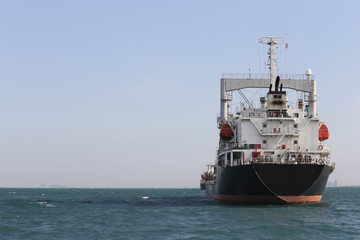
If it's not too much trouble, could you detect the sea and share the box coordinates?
[0,187,359,240]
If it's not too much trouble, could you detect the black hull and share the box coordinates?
[205,164,331,204]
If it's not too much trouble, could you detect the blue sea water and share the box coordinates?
[0,187,359,240]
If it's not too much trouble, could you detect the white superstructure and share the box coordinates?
[216,37,333,168]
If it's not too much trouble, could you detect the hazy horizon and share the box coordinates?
[1,0,359,188]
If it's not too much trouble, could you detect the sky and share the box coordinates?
[0,0,359,188]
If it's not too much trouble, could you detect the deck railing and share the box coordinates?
[231,156,330,166]
[221,73,315,80]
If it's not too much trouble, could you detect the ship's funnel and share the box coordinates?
[275,76,280,92]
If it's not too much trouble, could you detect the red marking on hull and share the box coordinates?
[208,195,322,204]
[279,195,322,203]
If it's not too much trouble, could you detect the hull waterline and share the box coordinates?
[205,164,331,204]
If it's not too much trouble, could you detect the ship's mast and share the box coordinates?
[259,36,284,91]
[219,37,317,122]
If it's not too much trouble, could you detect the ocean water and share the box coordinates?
[0,187,359,240]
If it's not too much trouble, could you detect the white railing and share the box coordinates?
[222,73,315,80]
[232,157,331,166]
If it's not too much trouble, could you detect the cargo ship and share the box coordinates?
[200,37,335,204]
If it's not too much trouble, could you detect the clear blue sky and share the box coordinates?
[0,0,359,187]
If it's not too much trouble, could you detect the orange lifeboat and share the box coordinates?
[318,122,329,142]
[220,123,234,141]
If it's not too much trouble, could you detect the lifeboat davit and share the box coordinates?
[220,123,234,141]
[318,122,329,142]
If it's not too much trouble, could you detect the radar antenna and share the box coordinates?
[258,36,285,91]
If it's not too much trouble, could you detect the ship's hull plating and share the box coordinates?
[206,164,331,204]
